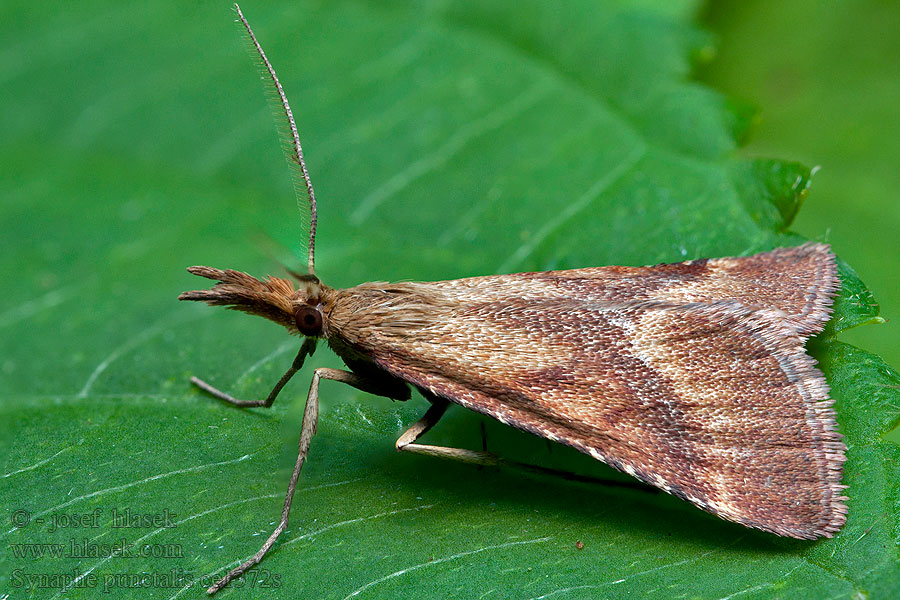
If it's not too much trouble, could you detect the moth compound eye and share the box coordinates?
[295,305,323,336]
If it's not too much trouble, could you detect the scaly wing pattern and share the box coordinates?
[326,244,845,538]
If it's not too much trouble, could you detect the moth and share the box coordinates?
[180,5,847,595]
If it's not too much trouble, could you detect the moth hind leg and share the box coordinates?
[396,397,500,466]
[398,394,656,493]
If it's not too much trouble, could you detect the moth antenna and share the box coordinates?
[234,3,318,275]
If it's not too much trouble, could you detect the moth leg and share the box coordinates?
[396,399,500,466]
[398,399,655,492]
[315,368,411,401]
[206,367,404,595]
[191,338,316,408]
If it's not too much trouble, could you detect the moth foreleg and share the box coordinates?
[396,399,500,466]
[192,338,316,408]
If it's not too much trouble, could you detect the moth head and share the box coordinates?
[178,266,326,337]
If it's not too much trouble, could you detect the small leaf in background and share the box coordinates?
[701,0,900,378]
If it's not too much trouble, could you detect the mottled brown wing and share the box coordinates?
[422,242,838,340]
[326,244,845,538]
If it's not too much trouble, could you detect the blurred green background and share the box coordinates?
[2,1,898,598]
[701,0,900,372]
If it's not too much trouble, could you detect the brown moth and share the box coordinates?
[181,4,847,595]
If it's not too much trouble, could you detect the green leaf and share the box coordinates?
[1,1,897,599]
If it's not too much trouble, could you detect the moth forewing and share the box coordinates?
[321,243,846,539]
[179,4,846,595]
